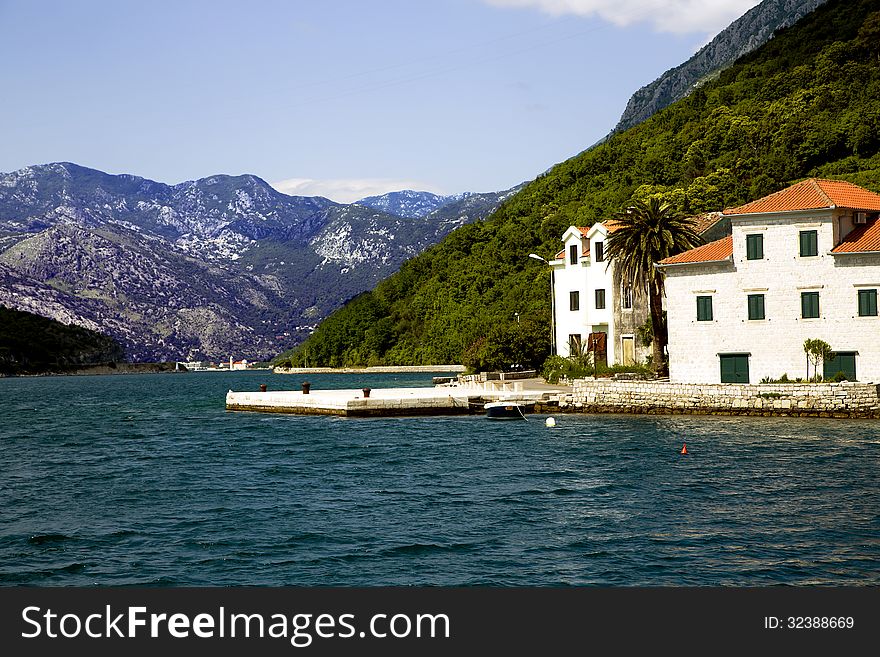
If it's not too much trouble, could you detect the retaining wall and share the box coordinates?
[549,380,880,418]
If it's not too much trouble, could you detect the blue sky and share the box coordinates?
[0,0,760,201]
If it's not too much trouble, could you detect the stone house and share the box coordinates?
[550,214,726,368]
[550,222,648,367]
[659,178,880,384]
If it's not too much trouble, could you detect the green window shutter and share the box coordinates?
[801,291,819,318]
[595,289,605,309]
[720,355,750,383]
[570,291,580,311]
[595,241,604,262]
[746,234,763,260]
[720,355,735,382]
[858,289,877,316]
[747,294,765,320]
[697,296,713,321]
[824,352,857,381]
[799,230,818,257]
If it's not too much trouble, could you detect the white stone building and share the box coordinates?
[659,179,880,384]
[549,215,727,368]
[549,222,649,367]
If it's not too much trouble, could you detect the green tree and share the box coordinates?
[605,197,703,374]
[461,317,550,373]
[803,338,833,381]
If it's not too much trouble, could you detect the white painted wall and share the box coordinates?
[664,209,880,383]
[550,225,620,363]
[551,229,589,358]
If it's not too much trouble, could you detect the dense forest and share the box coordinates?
[0,306,124,375]
[276,0,880,370]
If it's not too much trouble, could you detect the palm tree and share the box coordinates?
[604,197,702,375]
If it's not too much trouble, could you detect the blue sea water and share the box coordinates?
[1,370,879,586]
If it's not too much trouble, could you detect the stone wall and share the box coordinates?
[552,379,880,418]
[458,371,537,385]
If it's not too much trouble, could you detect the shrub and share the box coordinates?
[542,355,592,384]
[760,374,791,384]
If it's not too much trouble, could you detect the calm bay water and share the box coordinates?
[1,370,878,586]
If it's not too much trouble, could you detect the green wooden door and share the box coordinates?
[720,355,749,383]
[823,352,856,381]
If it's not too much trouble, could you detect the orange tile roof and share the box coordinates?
[599,220,623,233]
[725,179,880,215]
[659,235,733,265]
[832,218,880,254]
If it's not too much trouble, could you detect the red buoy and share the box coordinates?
[681,443,688,455]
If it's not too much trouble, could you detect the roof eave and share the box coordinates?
[722,207,834,219]
[830,249,880,256]
[656,256,733,268]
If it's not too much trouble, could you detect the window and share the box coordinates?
[595,288,606,310]
[568,334,582,356]
[720,354,750,383]
[696,296,713,321]
[621,285,633,309]
[858,289,878,316]
[801,291,820,319]
[594,241,605,262]
[799,230,818,257]
[746,234,763,260]
[569,291,580,311]
[747,294,765,320]
[569,244,578,265]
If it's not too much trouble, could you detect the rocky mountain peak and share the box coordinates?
[612,0,828,135]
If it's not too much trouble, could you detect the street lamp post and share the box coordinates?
[529,253,556,355]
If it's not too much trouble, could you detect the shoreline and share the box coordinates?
[0,362,183,378]
[273,365,466,374]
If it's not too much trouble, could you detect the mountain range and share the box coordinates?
[613,0,828,134]
[0,162,517,361]
[282,0,880,369]
[1,0,838,365]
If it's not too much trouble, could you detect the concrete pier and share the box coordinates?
[226,380,565,417]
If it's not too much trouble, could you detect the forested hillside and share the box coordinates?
[0,306,124,375]
[277,0,880,369]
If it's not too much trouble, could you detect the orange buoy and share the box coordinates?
[681,443,688,455]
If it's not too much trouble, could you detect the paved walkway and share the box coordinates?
[226,377,569,416]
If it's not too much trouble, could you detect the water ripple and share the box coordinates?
[1,371,879,585]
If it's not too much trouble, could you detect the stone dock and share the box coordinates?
[228,377,880,419]
[226,380,565,417]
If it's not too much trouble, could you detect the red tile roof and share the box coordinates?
[659,235,733,265]
[832,218,880,254]
[598,220,623,233]
[725,179,880,215]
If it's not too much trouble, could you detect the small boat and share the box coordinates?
[484,400,533,420]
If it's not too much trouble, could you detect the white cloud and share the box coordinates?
[270,177,446,204]
[483,0,762,35]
